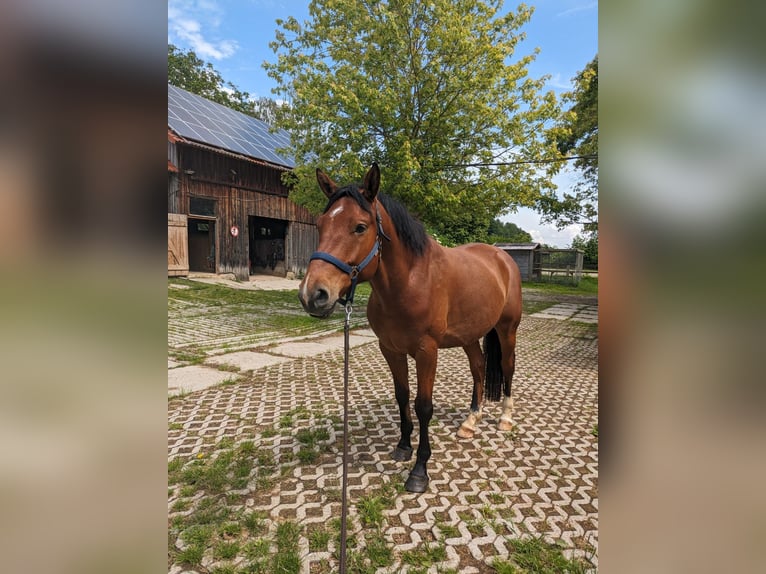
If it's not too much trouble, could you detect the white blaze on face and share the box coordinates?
[329,205,344,219]
[300,272,311,302]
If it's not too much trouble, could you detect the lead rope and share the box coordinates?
[339,301,352,574]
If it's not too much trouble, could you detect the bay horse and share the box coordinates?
[298,163,521,493]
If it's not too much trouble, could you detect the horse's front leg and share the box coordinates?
[405,343,437,493]
[380,344,413,461]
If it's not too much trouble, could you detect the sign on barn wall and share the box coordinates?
[168,213,189,276]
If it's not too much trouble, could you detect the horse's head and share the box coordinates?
[298,163,382,318]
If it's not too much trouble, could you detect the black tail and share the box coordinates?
[483,328,504,402]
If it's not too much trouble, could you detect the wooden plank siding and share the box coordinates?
[167,213,189,276]
[168,141,317,280]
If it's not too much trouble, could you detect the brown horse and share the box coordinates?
[298,163,521,493]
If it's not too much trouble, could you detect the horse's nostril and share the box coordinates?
[314,288,329,305]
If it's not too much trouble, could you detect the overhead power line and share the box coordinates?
[435,154,597,169]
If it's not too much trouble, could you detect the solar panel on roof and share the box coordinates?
[167,84,295,168]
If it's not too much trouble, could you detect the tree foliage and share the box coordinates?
[540,55,598,233]
[487,219,533,244]
[168,44,284,124]
[265,0,560,245]
[571,231,598,268]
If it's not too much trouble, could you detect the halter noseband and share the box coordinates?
[309,205,390,306]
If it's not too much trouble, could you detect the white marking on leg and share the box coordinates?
[499,396,514,429]
[457,408,482,438]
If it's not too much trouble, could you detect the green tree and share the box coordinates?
[539,55,598,233]
[571,231,598,268]
[265,0,560,245]
[487,219,533,243]
[168,44,284,123]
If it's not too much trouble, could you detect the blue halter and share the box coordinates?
[309,206,390,306]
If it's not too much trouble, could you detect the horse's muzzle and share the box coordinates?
[298,285,337,318]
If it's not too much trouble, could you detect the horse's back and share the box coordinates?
[448,242,521,297]
[426,242,521,344]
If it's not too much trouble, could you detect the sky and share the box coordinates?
[168,0,598,247]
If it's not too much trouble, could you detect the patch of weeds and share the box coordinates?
[181,524,215,547]
[168,457,184,476]
[169,422,184,431]
[488,492,505,505]
[179,485,197,498]
[243,537,271,560]
[218,376,240,387]
[465,519,486,537]
[296,427,330,448]
[215,363,240,373]
[493,536,591,573]
[297,447,319,464]
[307,525,331,552]
[364,530,393,569]
[279,414,293,429]
[243,511,268,535]
[171,349,206,365]
[356,494,385,528]
[401,540,447,569]
[171,498,192,512]
[591,424,598,438]
[185,497,232,527]
[261,428,278,438]
[219,521,242,539]
[480,504,498,519]
[272,520,301,573]
[176,543,204,567]
[436,521,459,539]
[213,540,240,560]
[210,564,238,574]
[217,437,235,451]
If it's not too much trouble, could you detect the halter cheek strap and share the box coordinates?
[309,206,389,306]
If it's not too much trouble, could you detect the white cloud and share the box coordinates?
[168,0,238,60]
[557,2,598,18]
[547,73,573,91]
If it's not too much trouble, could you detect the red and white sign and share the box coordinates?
[230,225,239,237]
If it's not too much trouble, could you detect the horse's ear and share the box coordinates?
[362,163,380,202]
[316,168,338,199]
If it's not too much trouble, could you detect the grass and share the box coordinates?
[168,279,371,343]
[523,276,598,295]
[401,540,447,569]
[492,537,593,573]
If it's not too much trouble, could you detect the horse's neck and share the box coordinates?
[370,208,433,297]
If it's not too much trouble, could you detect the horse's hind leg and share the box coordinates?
[457,341,485,439]
[380,344,414,461]
[496,322,518,431]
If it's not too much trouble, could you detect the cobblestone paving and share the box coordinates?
[168,313,598,572]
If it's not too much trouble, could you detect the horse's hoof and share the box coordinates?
[391,446,413,461]
[404,472,429,493]
[456,424,475,439]
[498,419,514,431]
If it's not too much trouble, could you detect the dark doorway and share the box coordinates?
[249,216,287,276]
[188,218,216,272]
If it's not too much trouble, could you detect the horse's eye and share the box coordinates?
[354,224,368,234]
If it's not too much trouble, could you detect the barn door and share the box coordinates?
[168,213,189,276]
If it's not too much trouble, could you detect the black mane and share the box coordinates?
[324,186,429,257]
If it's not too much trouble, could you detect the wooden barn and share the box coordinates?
[167,84,317,281]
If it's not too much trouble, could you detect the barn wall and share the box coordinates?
[504,251,534,281]
[286,222,319,277]
[175,144,317,280]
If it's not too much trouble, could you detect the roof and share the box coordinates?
[167,84,295,169]
[494,242,541,250]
